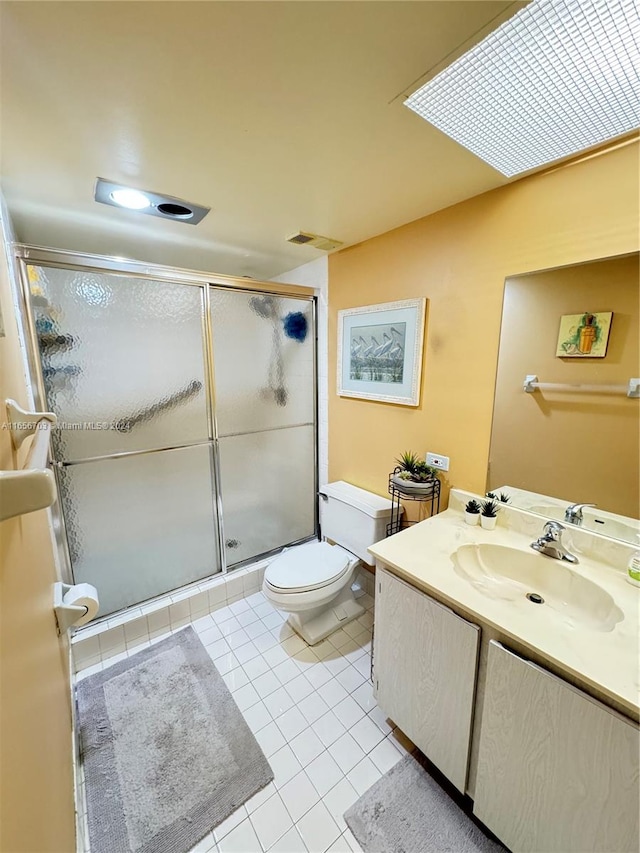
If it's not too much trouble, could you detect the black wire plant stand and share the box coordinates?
[386,467,441,536]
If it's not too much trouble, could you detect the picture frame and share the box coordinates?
[556,311,613,358]
[337,298,426,406]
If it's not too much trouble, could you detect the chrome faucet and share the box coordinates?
[564,502,596,526]
[531,521,579,564]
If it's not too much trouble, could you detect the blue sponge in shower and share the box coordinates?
[283,311,308,342]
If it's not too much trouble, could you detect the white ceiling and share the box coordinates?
[0,1,524,280]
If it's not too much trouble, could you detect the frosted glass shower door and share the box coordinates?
[28,265,220,615]
[210,288,316,565]
[58,444,218,615]
[28,266,210,460]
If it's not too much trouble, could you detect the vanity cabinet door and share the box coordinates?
[475,641,640,853]
[374,566,480,792]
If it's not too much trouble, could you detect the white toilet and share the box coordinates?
[263,481,394,645]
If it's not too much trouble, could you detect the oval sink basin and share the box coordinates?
[452,544,623,633]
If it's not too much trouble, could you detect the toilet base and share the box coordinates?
[286,583,365,646]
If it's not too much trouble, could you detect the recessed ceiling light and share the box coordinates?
[94,178,210,225]
[110,188,151,210]
[404,0,640,177]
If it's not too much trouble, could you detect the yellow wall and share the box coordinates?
[328,141,640,506]
[489,254,639,517]
[0,207,76,852]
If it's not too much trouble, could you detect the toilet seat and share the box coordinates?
[265,541,351,594]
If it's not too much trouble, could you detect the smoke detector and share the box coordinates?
[286,231,343,251]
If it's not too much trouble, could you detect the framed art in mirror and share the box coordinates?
[337,298,426,406]
[556,311,613,357]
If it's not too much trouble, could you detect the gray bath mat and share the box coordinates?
[345,752,505,853]
[77,626,273,853]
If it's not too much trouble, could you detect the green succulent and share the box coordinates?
[480,499,500,518]
[395,451,437,482]
[413,461,438,482]
[395,451,422,475]
[465,499,481,514]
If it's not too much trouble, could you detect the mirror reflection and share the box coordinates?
[487,253,639,545]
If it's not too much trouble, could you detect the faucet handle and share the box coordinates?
[543,520,565,540]
[564,503,596,523]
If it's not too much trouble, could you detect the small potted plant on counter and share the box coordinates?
[392,451,438,495]
[486,491,510,504]
[464,499,482,525]
[480,498,500,530]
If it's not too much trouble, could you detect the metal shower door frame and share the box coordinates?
[207,284,320,572]
[14,245,318,599]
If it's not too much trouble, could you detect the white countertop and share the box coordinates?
[369,492,640,718]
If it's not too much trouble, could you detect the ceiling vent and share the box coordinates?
[286,231,344,251]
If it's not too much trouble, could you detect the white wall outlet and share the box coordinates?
[426,452,450,472]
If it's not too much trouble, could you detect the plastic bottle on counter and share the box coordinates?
[627,550,640,587]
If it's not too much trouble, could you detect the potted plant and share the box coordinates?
[392,451,438,495]
[486,491,510,504]
[480,498,500,530]
[464,499,481,525]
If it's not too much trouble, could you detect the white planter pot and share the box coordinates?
[391,475,436,496]
[480,515,498,530]
[464,511,480,526]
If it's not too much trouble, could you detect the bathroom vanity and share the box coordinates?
[369,489,640,853]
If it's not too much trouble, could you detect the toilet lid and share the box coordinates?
[265,542,351,593]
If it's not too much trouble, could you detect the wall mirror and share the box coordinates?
[487,252,639,545]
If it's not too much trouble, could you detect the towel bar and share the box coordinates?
[0,399,58,522]
[523,375,640,398]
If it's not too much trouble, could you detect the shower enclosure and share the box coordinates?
[17,247,317,617]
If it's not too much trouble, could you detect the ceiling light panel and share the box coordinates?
[95,179,210,225]
[110,188,151,210]
[405,0,640,177]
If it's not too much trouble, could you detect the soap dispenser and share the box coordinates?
[627,549,640,587]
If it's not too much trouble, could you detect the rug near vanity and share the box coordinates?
[345,751,505,853]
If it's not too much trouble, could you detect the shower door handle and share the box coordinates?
[113,379,203,432]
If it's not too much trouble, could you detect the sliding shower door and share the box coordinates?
[28,264,220,616]
[210,288,316,566]
[23,256,317,618]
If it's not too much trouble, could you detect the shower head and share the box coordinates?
[249,294,278,320]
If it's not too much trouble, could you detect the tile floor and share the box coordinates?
[76,589,412,853]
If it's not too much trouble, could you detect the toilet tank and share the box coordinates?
[319,481,393,566]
